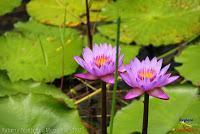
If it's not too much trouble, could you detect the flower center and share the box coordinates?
[138,69,155,80]
[94,55,110,67]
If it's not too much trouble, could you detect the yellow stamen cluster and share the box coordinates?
[95,56,109,67]
[139,69,155,80]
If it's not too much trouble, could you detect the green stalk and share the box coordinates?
[60,6,67,89]
[38,35,48,66]
[109,17,121,134]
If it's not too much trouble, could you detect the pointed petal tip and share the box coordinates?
[124,93,136,100]
[158,58,163,63]
[145,56,150,61]
[173,75,179,80]
[124,95,134,100]
[124,88,144,100]
[73,56,80,60]
[152,57,157,61]
[74,73,84,78]
[167,75,180,84]
[74,56,84,64]
[131,57,140,65]
[74,73,98,80]
[148,88,169,100]
[162,96,170,100]
[134,57,140,61]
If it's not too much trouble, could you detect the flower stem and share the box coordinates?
[101,82,107,134]
[85,0,93,49]
[109,17,121,134]
[142,93,149,134]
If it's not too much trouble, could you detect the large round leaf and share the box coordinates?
[0,94,88,134]
[0,0,21,16]
[175,43,200,85]
[98,0,200,45]
[110,84,198,134]
[0,20,83,82]
[91,34,140,64]
[168,96,200,134]
[27,0,109,27]
[0,72,75,108]
[0,71,87,133]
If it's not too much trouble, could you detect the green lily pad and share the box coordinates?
[110,84,198,134]
[92,34,140,64]
[0,0,21,16]
[0,93,88,134]
[27,0,109,27]
[168,96,200,134]
[0,72,75,108]
[0,71,87,133]
[0,20,83,82]
[98,0,200,45]
[175,42,200,85]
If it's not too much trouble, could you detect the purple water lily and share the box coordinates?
[74,44,124,84]
[121,57,179,100]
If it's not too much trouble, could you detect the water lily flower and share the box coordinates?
[121,57,179,100]
[74,44,124,84]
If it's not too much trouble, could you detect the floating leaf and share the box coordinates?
[0,72,87,134]
[0,0,21,16]
[168,96,200,134]
[0,20,83,82]
[98,0,200,45]
[92,34,140,64]
[0,72,75,108]
[27,0,109,26]
[175,43,200,85]
[0,71,87,133]
[110,84,198,134]
[0,93,87,134]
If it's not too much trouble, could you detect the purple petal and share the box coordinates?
[155,59,163,72]
[131,57,141,68]
[124,88,144,100]
[83,47,93,61]
[147,88,169,100]
[144,57,150,64]
[118,55,124,66]
[157,59,163,66]
[120,72,134,87]
[74,56,91,72]
[152,74,170,88]
[151,57,157,64]
[161,76,179,86]
[133,57,140,63]
[118,65,126,73]
[141,78,152,91]
[160,64,170,75]
[92,64,113,77]
[90,66,100,76]
[101,74,115,84]
[74,73,98,80]
[74,56,85,68]
[168,76,179,83]
[102,62,115,75]
[150,57,158,69]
